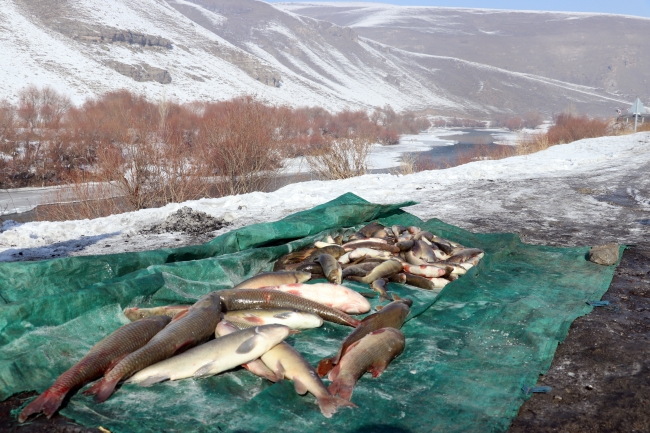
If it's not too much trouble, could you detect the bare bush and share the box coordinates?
[546,113,609,145]
[305,133,373,180]
[200,96,286,196]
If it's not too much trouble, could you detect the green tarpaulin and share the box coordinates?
[0,193,621,432]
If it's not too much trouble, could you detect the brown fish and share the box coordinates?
[19,315,171,422]
[342,242,400,254]
[446,248,485,264]
[218,289,360,327]
[370,279,392,302]
[233,271,311,290]
[262,342,357,417]
[315,254,343,285]
[359,222,384,237]
[389,273,407,284]
[403,272,445,291]
[317,299,411,376]
[123,305,190,322]
[328,327,405,400]
[84,291,222,402]
[305,245,346,262]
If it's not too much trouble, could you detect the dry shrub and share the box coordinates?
[200,96,285,196]
[493,111,544,130]
[394,153,417,175]
[546,113,609,145]
[515,132,551,155]
[305,134,373,180]
[453,142,517,166]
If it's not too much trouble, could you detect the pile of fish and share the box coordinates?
[19,221,483,423]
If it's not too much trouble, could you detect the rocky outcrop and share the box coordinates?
[589,244,620,266]
[50,19,173,49]
[209,45,281,87]
[105,61,172,84]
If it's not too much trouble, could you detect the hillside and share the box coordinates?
[1,0,646,116]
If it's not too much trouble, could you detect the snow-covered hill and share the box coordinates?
[0,0,639,115]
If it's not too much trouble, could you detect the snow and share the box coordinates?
[2,132,650,262]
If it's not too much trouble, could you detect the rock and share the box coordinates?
[589,243,620,265]
[105,61,172,84]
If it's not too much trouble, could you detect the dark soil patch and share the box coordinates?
[141,206,229,236]
[509,245,650,433]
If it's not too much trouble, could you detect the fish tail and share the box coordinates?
[84,376,121,403]
[18,388,67,422]
[327,378,355,401]
[316,357,335,377]
[316,394,358,418]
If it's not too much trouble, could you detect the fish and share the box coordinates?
[370,228,389,238]
[388,273,407,284]
[342,242,400,254]
[348,248,393,261]
[223,309,324,329]
[349,260,402,285]
[446,248,485,264]
[391,225,407,237]
[215,321,281,382]
[402,263,450,278]
[233,271,311,290]
[260,339,357,418]
[341,262,380,279]
[315,254,343,285]
[404,250,428,266]
[395,240,415,251]
[347,231,367,241]
[18,315,171,422]
[84,291,222,402]
[407,226,421,235]
[218,289,361,327]
[411,240,439,263]
[314,241,337,248]
[358,222,384,237]
[328,327,405,400]
[296,262,323,274]
[370,279,392,302]
[255,283,370,314]
[430,236,454,255]
[123,305,189,322]
[305,245,346,261]
[126,325,290,385]
[274,249,317,271]
[343,238,388,247]
[317,299,411,377]
[403,273,446,291]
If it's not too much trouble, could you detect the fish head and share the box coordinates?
[255,324,291,345]
[192,291,222,311]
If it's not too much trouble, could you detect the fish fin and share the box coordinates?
[293,377,308,395]
[18,388,68,422]
[194,363,217,379]
[368,361,389,378]
[105,353,128,374]
[359,291,378,299]
[392,293,401,301]
[317,394,358,418]
[173,339,196,355]
[138,375,170,386]
[171,309,189,322]
[374,305,384,311]
[327,378,355,400]
[85,376,121,403]
[316,357,335,377]
[236,334,261,354]
[289,329,301,335]
[243,361,279,382]
[272,360,286,382]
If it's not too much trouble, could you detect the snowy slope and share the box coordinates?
[0,0,637,115]
[2,132,650,261]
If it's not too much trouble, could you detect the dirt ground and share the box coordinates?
[509,244,650,433]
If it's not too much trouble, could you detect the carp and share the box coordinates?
[124,305,189,322]
[233,271,311,290]
[317,299,411,377]
[127,325,290,385]
[315,254,343,285]
[223,308,323,329]
[18,315,171,422]
[218,289,361,327]
[84,291,222,402]
[328,328,405,400]
[254,283,370,315]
